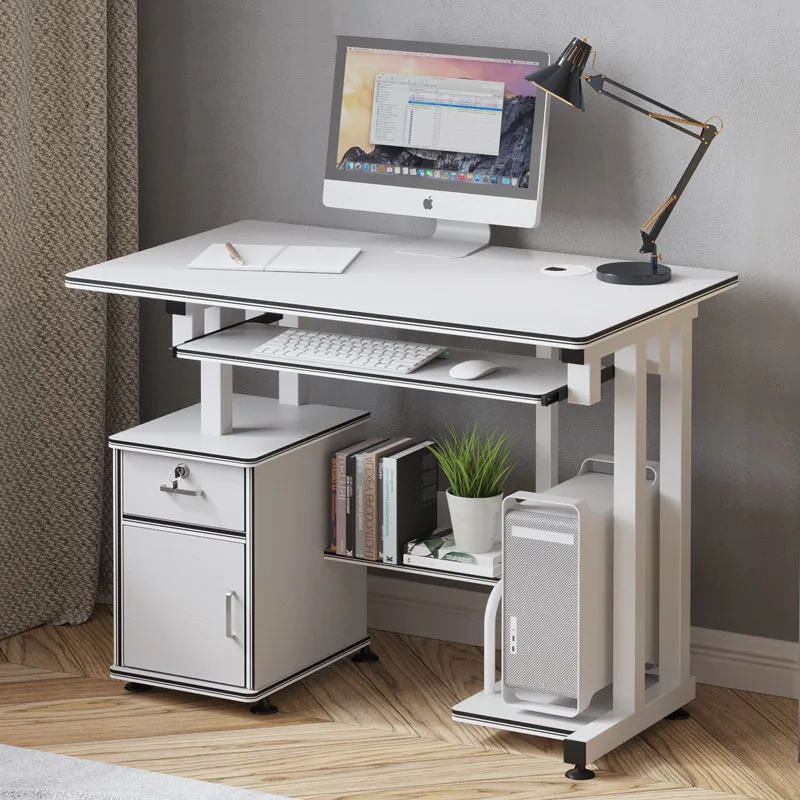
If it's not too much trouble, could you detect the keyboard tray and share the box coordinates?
[174,321,611,406]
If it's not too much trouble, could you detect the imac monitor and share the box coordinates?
[324,37,551,257]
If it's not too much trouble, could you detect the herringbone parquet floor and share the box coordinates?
[1,605,799,799]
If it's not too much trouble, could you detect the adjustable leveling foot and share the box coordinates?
[351,645,379,663]
[565,764,595,781]
[250,697,279,715]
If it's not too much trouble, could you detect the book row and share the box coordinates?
[329,436,438,564]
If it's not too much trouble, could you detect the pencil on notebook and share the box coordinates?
[225,242,245,265]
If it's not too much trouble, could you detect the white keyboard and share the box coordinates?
[251,329,445,375]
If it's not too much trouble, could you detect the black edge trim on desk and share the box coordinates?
[178,349,563,405]
[452,709,572,738]
[109,413,371,465]
[66,275,739,347]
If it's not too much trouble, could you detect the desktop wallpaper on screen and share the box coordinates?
[335,47,539,189]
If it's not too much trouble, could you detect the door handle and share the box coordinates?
[225,590,237,640]
[160,463,205,497]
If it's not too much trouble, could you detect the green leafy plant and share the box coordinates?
[429,425,514,499]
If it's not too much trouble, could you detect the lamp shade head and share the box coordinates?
[525,37,592,111]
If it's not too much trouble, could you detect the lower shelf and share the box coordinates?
[323,551,498,587]
[453,677,696,765]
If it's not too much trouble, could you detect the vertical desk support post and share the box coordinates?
[567,357,602,405]
[171,303,204,347]
[200,307,241,436]
[535,346,559,490]
[613,342,647,714]
[279,315,309,406]
[658,317,694,688]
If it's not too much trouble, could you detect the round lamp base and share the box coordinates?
[596,261,672,285]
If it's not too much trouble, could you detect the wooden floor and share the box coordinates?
[1,606,799,800]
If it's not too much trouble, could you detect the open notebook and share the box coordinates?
[188,243,361,274]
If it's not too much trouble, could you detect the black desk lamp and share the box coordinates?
[526,38,722,285]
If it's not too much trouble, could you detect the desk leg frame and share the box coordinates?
[612,341,648,714]
[455,316,697,769]
[565,317,696,765]
[278,315,309,406]
[658,318,693,687]
[200,307,242,435]
[535,346,559,490]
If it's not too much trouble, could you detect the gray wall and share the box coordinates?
[139,0,800,641]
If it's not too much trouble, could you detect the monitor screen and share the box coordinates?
[326,38,546,197]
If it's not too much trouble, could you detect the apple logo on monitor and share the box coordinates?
[422,196,433,210]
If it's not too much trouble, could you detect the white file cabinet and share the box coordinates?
[110,394,370,710]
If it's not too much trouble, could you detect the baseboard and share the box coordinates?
[367,574,495,645]
[690,626,798,699]
[367,576,799,699]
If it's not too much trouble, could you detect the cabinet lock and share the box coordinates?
[159,463,205,497]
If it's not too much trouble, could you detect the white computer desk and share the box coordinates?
[66,219,737,769]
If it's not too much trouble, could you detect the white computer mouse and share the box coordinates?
[448,359,500,380]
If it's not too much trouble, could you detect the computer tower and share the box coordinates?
[501,455,659,717]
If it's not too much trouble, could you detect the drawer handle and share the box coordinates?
[159,485,204,497]
[225,590,237,640]
[159,463,205,497]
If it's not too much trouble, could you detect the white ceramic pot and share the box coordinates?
[445,490,503,554]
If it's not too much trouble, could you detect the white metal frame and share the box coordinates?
[535,345,559,490]
[176,298,698,766]
[454,310,697,766]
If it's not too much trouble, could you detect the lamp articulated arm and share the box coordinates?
[525,36,722,284]
[584,73,720,265]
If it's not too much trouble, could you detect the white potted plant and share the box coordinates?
[429,426,514,554]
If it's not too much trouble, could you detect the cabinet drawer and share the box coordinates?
[122,451,246,533]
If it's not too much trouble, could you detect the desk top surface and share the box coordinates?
[66,220,737,347]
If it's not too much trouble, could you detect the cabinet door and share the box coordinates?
[121,524,246,687]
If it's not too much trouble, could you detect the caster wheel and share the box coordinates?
[352,645,379,663]
[250,698,279,715]
[666,707,691,720]
[124,682,152,693]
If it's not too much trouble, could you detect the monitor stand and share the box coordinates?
[392,220,491,259]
